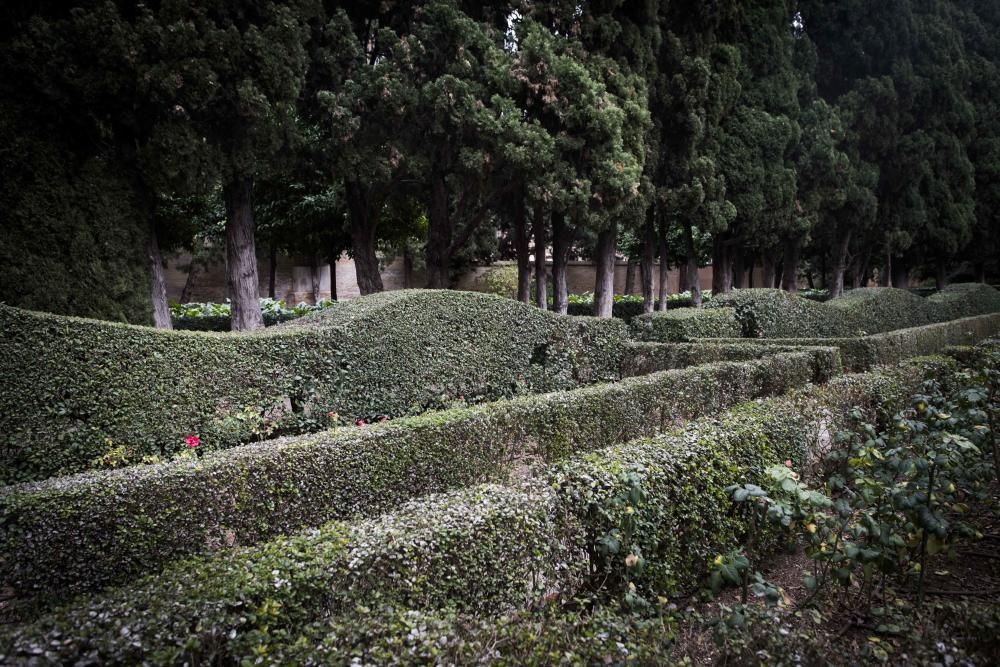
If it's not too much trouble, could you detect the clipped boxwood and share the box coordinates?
[0,358,944,665]
[621,341,842,383]
[706,288,848,338]
[0,484,578,666]
[703,313,1000,371]
[0,352,821,607]
[927,282,1000,320]
[549,355,940,601]
[827,287,938,335]
[631,308,741,342]
[0,290,628,484]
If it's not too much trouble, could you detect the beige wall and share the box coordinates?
[166,252,753,304]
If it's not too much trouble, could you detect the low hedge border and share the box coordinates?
[1,352,822,609]
[621,341,842,383]
[638,284,1000,342]
[631,307,742,342]
[0,483,579,666]
[548,353,952,608]
[701,312,1000,371]
[0,358,946,665]
[0,291,628,485]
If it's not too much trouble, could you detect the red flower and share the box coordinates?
[185,435,200,448]
[356,420,365,427]
[784,459,793,468]
[379,415,388,422]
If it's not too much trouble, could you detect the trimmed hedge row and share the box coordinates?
[0,351,821,608]
[0,290,628,484]
[631,307,742,342]
[703,312,1000,371]
[0,484,578,666]
[0,358,943,665]
[707,288,846,338]
[633,284,1000,342]
[621,341,842,383]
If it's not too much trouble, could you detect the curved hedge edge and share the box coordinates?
[0,291,629,485]
[0,483,581,666]
[630,308,742,342]
[698,312,1000,371]
[548,354,945,603]
[0,359,950,666]
[621,341,842,384]
[1,352,820,611]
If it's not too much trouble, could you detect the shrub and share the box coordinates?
[0,359,943,664]
[0,290,628,484]
[170,297,338,331]
[0,484,578,665]
[565,291,714,320]
[621,342,841,383]
[631,308,742,342]
[703,313,1000,371]
[706,289,848,338]
[927,282,1000,320]
[472,263,521,299]
[1,352,820,607]
[827,287,938,335]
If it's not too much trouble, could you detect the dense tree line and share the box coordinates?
[1,0,998,327]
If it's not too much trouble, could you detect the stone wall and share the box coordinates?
[166,252,748,304]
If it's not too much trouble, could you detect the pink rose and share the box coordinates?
[185,435,200,448]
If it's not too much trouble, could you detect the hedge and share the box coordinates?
[548,355,943,602]
[927,282,1000,320]
[0,358,944,665]
[702,312,1000,371]
[0,290,628,484]
[0,351,821,608]
[827,287,939,334]
[0,484,578,666]
[706,288,849,338]
[637,284,1000,342]
[621,341,842,383]
[631,307,742,342]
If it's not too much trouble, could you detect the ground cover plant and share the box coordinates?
[679,340,1000,665]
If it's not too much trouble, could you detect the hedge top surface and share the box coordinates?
[706,288,848,338]
[0,290,628,484]
[827,287,938,334]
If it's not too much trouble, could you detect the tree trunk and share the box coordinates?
[678,258,690,293]
[711,237,729,294]
[534,207,547,309]
[402,244,413,289]
[551,211,570,314]
[935,260,947,290]
[345,180,384,295]
[328,256,338,301]
[268,241,277,299]
[310,253,321,304]
[624,257,637,295]
[747,254,755,288]
[593,224,617,317]
[425,171,451,289]
[146,215,172,329]
[890,255,909,288]
[856,246,872,288]
[223,177,264,331]
[682,223,702,307]
[781,236,801,293]
[641,209,656,313]
[732,246,745,289]
[514,189,531,303]
[762,254,776,289]
[831,229,852,298]
[657,222,670,311]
